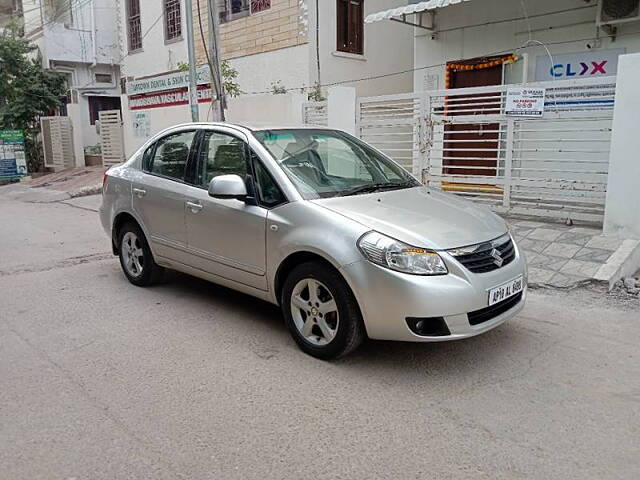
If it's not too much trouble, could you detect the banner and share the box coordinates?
[126,65,211,95]
[0,130,27,179]
[129,85,213,111]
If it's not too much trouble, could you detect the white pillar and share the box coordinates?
[604,53,640,239]
[327,86,356,135]
[66,103,85,167]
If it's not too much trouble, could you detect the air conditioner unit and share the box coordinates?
[597,0,640,26]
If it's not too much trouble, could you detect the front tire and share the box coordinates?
[117,222,164,286]
[281,261,365,359]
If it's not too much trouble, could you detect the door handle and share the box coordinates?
[186,201,203,213]
[133,188,147,198]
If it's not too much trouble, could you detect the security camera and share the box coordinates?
[585,42,593,49]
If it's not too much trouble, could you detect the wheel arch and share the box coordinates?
[274,251,343,306]
[111,211,142,255]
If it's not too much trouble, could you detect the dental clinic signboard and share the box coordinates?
[126,65,211,95]
[126,65,214,110]
[535,48,625,81]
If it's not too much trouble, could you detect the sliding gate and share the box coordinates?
[357,77,616,225]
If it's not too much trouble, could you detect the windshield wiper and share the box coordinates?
[341,181,415,197]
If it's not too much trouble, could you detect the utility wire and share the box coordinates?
[237,29,633,97]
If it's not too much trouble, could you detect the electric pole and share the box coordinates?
[184,0,200,122]
[207,0,225,121]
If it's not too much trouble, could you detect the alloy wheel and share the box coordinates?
[121,231,145,278]
[290,278,339,346]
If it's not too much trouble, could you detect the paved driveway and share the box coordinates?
[1,187,638,479]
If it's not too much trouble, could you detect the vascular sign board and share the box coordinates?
[505,88,545,117]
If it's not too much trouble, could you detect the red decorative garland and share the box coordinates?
[445,54,518,89]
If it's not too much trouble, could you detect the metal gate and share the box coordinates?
[99,110,125,167]
[357,77,616,224]
[356,92,422,173]
[41,116,76,171]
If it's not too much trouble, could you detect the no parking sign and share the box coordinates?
[505,88,546,117]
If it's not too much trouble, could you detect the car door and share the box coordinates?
[183,128,281,291]
[131,129,196,265]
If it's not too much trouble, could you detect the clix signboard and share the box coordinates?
[535,48,625,81]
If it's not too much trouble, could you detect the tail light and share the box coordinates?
[102,169,109,194]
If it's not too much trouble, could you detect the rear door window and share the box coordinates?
[146,130,196,181]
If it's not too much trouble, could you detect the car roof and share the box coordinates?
[166,122,336,133]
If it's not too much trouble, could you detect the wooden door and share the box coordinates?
[444,63,503,177]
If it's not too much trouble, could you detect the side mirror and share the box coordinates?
[208,174,248,200]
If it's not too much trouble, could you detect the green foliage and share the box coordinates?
[307,82,325,102]
[0,24,67,171]
[270,80,287,95]
[221,60,240,98]
[176,62,190,72]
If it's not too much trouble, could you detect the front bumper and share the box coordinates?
[340,243,527,342]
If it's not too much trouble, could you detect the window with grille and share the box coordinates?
[251,0,271,13]
[164,0,182,41]
[218,0,270,24]
[126,0,142,52]
[336,0,363,55]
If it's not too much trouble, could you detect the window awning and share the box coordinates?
[364,0,471,26]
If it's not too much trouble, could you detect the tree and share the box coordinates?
[0,24,67,171]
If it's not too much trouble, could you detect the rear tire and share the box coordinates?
[117,222,164,287]
[281,261,365,359]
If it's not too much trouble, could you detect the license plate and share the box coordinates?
[488,276,524,306]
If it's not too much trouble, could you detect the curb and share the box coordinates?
[594,239,640,290]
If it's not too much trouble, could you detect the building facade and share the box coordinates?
[363,0,640,94]
[117,0,415,157]
[21,0,122,162]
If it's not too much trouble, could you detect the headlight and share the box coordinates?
[357,231,448,275]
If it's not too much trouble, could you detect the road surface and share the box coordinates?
[1,184,638,479]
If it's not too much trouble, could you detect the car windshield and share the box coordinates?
[253,129,420,199]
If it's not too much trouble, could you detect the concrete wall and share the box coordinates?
[604,53,640,239]
[225,92,306,125]
[412,0,640,92]
[227,43,310,94]
[308,0,414,97]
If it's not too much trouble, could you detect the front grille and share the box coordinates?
[448,234,516,273]
[468,292,523,326]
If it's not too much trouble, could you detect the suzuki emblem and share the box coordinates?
[490,248,504,267]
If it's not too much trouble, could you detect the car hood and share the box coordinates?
[311,186,507,250]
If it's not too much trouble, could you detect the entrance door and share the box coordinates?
[444,61,503,178]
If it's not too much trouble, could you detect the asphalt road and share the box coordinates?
[1,185,639,480]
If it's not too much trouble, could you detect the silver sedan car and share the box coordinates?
[100,123,527,358]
